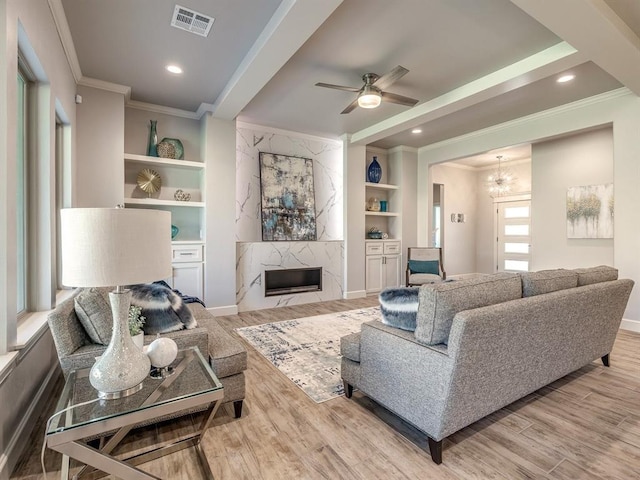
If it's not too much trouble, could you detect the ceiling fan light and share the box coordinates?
[358,86,382,109]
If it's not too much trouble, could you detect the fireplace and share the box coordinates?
[264,267,323,297]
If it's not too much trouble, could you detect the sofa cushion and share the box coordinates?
[408,273,443,285]
[74,288,113,345]
[379,287,419,331]
[340,332,361,362]
[409,259,439,275]
[574,265,618,286]
[521,269,578,297]
[415,273,522,345]
[130,283,197,335]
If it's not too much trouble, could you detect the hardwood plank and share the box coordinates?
[548,458,606,480]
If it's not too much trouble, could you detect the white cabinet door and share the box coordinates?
[172,262,203,298]
[365,255,384,293]
[383,255,401,289]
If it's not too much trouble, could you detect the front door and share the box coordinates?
[496,200,531,273]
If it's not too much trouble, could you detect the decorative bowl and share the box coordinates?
[171,224,179,240]
[157,141,177,159]
[160,138,184,160]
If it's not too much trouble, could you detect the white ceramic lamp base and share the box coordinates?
[90,290,151,399]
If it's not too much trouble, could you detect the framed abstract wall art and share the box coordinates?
[566,183,613,239]
[259,152,317,241]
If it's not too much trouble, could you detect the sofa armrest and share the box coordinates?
[358,320,454,440]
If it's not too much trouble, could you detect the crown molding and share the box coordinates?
[434,161,476,171]
[388,145,418,154]
[47,0,82,82]
[236,121,342,145]
[419,87,631,155]
[125,100,200,120]
[196,102,215,118]
[365,146,389,155]
[78,77,131,101]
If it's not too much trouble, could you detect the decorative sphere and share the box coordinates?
[146,337,178,368]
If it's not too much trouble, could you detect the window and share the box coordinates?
[16,65,31,316]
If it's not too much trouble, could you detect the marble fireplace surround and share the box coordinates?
[236,241,343,311]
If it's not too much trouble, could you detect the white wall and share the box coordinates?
[202,115,237,313]
[429,164,477,275]
[75,85,124,207]
[344,139,366,297]
[531,128,613,270]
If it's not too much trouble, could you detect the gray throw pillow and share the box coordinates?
[74,288,113,345]
[521,269,578,297]
[379,287,419,331]
[415,273,522,345]
[573,265,618,286]
[130,283,197,335]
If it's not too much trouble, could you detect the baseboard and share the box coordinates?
[344,290,367,299]
[207,305,238,316]
[0,363,60,480]
[620,318,640,333]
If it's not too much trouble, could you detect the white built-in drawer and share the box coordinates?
[383,241,401,255]
[366,242,384,255]
[172,244,203,263]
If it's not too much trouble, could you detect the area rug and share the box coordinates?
[235,306,381,403]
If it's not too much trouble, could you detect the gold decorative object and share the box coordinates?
[137,169,162,197]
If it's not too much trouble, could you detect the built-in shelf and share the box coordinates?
[365,182,399,190]
[124,198,205,207]
[365,211,400,217]
[124,153,205,170]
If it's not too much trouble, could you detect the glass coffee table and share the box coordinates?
[46,347,224,480]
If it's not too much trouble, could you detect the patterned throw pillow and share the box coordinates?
[74,288,113,345]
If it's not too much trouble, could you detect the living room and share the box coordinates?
[2,1,640,479]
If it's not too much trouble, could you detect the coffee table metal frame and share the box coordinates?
[46,347,223,480]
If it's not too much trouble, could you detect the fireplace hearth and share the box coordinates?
[264,267,322,297]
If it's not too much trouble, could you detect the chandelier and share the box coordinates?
[486,155,516,197]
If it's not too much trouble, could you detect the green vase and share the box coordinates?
[147,120,158,157]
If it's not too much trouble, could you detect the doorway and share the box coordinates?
[433,184,444,248]
[495,198,531,272]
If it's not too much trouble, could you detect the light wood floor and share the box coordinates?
[12,296,640,479]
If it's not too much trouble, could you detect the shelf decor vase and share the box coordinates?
[147,120,158,157]
[367,156,382,183]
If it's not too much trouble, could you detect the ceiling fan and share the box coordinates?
[315,65,419,114]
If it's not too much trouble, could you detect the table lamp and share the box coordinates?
[61,207,172,399]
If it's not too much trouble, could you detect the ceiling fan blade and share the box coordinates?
[315,82,361,93]
[373,65,409,90]
[341,98,359,114]
[381,91,419,107]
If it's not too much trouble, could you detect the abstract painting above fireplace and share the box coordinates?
[259,152,317,241]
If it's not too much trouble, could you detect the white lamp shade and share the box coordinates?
[61,208,173,287]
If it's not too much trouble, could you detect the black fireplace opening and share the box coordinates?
[264,267,323,297]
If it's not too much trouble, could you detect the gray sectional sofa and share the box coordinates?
[48,289,247,417]
[341,266,633,464]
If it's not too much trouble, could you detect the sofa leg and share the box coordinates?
[233,400,243,418]
[428,437,443,464]
[601,354,610,367]
[343,380,353,398]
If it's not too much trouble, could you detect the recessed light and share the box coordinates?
[166,65,183,74]
[557,74,575,83]
[412,128,422,134]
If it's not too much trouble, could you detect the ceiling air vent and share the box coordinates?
[171,5,214,37]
